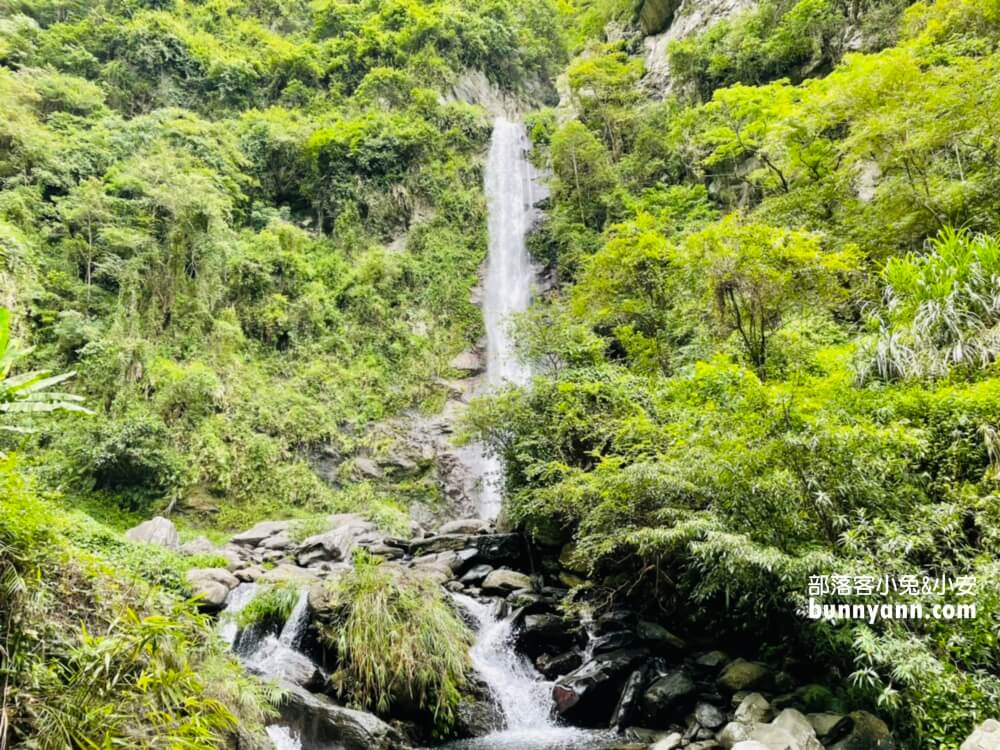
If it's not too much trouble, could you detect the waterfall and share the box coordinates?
[448,594,600,750]
[474,118,545,519]
[219,582,258,647]
[278,589,310,649]
[219,585,312,750]
[452,594,554,729]
[266,725,303,750]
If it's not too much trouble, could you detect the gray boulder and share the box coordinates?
[125,516,179,550]
[260,563,320,585]
[186,567,238,611]
[807,713,844,737]
[248,640,325,691]
[732,743,774,750]
[234,565,265,583]
[553,648,649,726]
[718,721,753,749]
[459,564,493,585]
[696,650,731,669]
[449,350,483,374]
[180,536,217,556]
[637,620,687,653]
[695,702,727,730]
[642,668,697,726]
[828,711,895,750]
[481,568,532,593]
[772,709,823,750]
[962,720,1000,750]
[231,520,290,547]
[611,668,648,730]
[439,518,490,535]
[259,530,293,550]
[536,651,582,680]
[297,530,349,566]
[297,516,377,567]
[409,534,474,555]
[719,659,772,692]
[278,681,405,750]
[748,723,802,750]
[735,693,773,724]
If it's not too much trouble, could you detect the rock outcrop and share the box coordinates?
[641,0,758,95]
[278,681,406,750]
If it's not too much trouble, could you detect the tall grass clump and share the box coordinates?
[236,584,301,631]
[321,554,471,736]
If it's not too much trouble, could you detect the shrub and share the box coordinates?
[320,554,471,736]
[236,584,301,631]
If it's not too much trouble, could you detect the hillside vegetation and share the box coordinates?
[0,0,998,747]
[466,0,1000,745]
[0,1,563,746]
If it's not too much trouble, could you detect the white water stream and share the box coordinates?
[221,584,310,750]
[447,595,601,750]
[470,118,545,519]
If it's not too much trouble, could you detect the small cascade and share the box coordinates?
[219,582,258,647]
[218,585,316,747]
[266,725,303,750]
[449,594,603,749]
[278,589,310,649]
[452,594,554,729]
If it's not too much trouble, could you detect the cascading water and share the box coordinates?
[278,589,311,649]
[219,582,258,647]
[446,596,611,750]
[470,117,545,519]
[440,122,619,750]
[220,585,310,750]
[452,594,554,729]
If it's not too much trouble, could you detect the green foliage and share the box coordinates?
[0,307,92,427]
[683,219,859,375]
[0,0,566,527]
[0,456,277,750]
[472,0,1000,745]
[668,0,909,101]
[320,554,472,736]
[236,583,300,631]
[859,228,1000,382]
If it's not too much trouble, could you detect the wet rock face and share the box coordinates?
[641,668,697,727]
[639,0,682,34]
[278,681,407,750]
[552,648,650,726]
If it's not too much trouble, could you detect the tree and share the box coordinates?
[683,219,858,375]
[566,45,643,159]
[550,121,617,230]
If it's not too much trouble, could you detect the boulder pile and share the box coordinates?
[125,514,905,750]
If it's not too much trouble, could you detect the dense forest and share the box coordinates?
[0,0,998,748]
